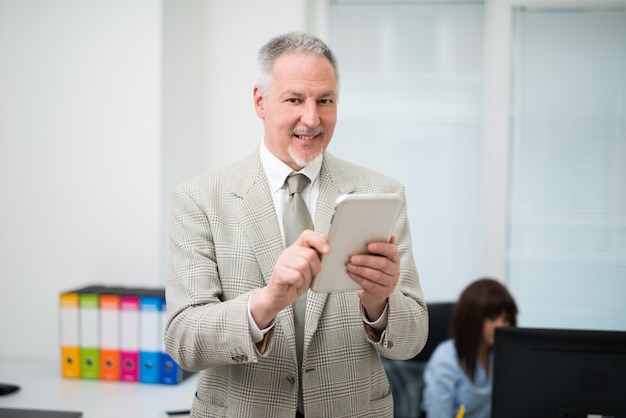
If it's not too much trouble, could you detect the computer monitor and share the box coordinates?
[492,327,626,418]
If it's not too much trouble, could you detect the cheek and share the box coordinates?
[483,323,496,343]
[323,111,337,129]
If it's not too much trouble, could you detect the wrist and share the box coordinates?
[249,288,278,329]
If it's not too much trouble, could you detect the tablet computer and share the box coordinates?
[311,193,403,293]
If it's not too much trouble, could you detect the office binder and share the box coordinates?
[99,292,120,381]
[119,294,140,382]
[59,284,191,385]
[139,291,163,384]
[78,291,100,380]
[158,297,192,384]
[59,291,81,378]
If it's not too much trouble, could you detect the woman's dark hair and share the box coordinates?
[451,277,518,381]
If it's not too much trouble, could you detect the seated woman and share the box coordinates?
[421,278,518,418]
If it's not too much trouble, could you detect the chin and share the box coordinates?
[289,148,323,168]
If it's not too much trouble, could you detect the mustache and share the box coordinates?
[290,127,324,136]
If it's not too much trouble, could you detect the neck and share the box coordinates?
[478,343,491,375]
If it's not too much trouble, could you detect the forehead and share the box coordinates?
[271,52,337,93]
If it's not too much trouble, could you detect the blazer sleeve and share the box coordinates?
[163,179,264,372]
[369,183,428,360]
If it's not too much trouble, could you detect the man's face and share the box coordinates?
[254,52,337,171]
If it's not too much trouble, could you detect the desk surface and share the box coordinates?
[0,359,197,418]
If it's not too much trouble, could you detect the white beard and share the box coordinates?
[288,144,324,168]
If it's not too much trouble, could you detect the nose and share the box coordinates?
[301,101,320,127]
[494,317,509,327]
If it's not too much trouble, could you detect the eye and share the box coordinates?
[285,98,301,104]
[319,98,334,105]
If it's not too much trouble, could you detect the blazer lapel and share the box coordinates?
[235,153,284,286]
[304,154,357,350]
[314,152,357,235]
[233,152,358,360]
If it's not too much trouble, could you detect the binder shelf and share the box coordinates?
[59,285,192,385]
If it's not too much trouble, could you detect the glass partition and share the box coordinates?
[508,5,626,331]
[328,1,484,300]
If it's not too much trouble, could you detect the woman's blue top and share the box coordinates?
[422,339,492,418]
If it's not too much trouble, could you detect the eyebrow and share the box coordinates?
[282,89,336,99]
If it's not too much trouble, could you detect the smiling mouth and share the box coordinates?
[292,128,323,141]
[294,133,317,141]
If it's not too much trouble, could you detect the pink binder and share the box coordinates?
[119,295,140,382]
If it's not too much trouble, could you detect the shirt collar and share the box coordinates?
[260,139,322,192]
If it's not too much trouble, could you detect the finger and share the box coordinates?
[348,253,399,289]
[353,273,389,293]
[294,229,330,255]
[282,245,325,288]
[348,262,393,285]
[365,241,399,260]
[350,253,395,273]
[290,244,324,274]
[351,273,394,301]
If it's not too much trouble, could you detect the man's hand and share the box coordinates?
[249,230,329,329]
[348,234,400,321]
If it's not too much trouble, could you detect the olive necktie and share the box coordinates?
[284,173,313,413]
[284,174,314,247]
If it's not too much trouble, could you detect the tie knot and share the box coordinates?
[286,174,310,195]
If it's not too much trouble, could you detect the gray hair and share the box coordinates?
[256,31,339,96]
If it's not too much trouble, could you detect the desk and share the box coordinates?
[0,359,197,418]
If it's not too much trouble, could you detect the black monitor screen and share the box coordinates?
[492,327,626,418]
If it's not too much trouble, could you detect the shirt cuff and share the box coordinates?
[361,301,389,332]
[248,289,276,344]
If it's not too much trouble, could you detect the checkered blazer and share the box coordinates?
[165,149,428,418]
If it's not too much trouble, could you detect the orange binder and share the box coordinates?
[99,293,121,381]
[59,291,81,378]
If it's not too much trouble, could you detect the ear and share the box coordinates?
[253,86,265,119]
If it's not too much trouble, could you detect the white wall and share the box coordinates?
[0,0,161,361]
[0,0,595,361]
[0,0,309,361]
[203,1,308,170]
[160,0,312,280]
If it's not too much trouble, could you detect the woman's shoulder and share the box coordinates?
[424,339,463,385]
[428,339,458,366]
[432,339,456,355]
